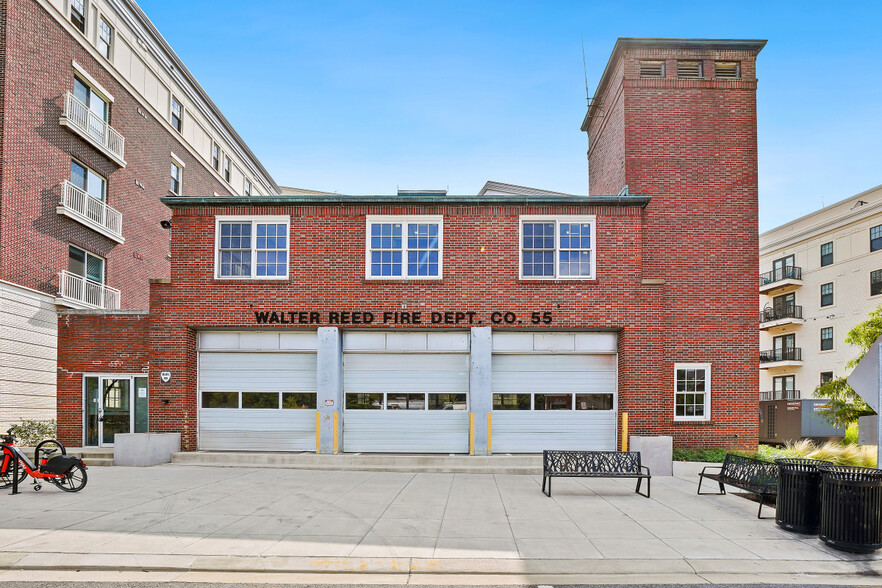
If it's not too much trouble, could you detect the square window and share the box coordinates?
[820,282,833,307]
[217,217,289,279]
[820,241,833,267]
[521,217,595,280]
[674,363,710,421]
[820,371,833,385]
[871,225,882,252]
[366,217,441,279]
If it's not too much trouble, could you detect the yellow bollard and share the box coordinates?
[622,412,629,452]
[315,411,321,454]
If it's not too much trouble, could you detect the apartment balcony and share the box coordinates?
[759,266,802,294]
[760,389,801,401]
[759,305,805,330]
[59,92,126,167]
[56,270,121,310]
[759,347,803,369]
[57,181,124,243]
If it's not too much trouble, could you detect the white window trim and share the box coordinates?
[519,215,597,281]
[820,327,835,353]
[71,60,114,102]
[673,362,711,422]
[96,15,114,60]
[169,156,183,196]
[170,95,183,133]
[214,215,290,281]
[365,215,444,280]
[69,244,106,283]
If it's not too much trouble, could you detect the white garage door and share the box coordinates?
[197,331,317,451]
[343,331,470,453]
[491,332,617,453]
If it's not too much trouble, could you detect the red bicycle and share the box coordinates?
[0,429,87,492]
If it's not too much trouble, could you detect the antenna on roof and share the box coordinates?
[581,35,590,106]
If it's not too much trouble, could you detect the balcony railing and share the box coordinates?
[759,266,802,288]
[760,389,801,401]
[760,347,802,363]
[60,92,126,166]
[58,270,121,310]
[760,305,803,324]
[57,180,124,243]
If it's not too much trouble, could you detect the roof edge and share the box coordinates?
[161,194,651,208]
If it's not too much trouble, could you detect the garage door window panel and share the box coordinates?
[576,394,614,410]
[242,392,280,409]
[493,393,532,410]
[535,393,573,410]
[346,393,382,409]
[202,391,238,408]
[282,393,317,409]
[428,393,467,410]
[366,216,442,279]
[216,216,289,279]
[520,216,595,280]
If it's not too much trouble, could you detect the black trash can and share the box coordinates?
[818,464,882,553]
[775,458,832,534]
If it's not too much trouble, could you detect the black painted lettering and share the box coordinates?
[432,312,443,324]
[279,311,290,324]
[328,311,340,324]
[383,311,394,323]
[491,312,503,324]
[310,311,321,324]
[269,311,280,324]
[255,311,271,324]
[412,312,422,324]
[364,312,374,324]
[466,311,476,324]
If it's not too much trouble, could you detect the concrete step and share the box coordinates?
[81,457,115,467]
[171,451,542,474]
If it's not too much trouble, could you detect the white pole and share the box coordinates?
[877,349,882,469]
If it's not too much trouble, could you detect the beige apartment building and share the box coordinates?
[759,184,882,400]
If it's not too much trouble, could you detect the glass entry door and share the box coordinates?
[85,375,148,446]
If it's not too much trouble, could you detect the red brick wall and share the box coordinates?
[56,311,150,445]
[0,0,234,308]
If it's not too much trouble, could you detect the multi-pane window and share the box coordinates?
[212,144,220,171]
[820,371,834,385]
[674,363,710,421]
[70,0,86,33]
[98,18,113,59]
[74,76,109,143]
[202,391,316,409]
[820,282,833,307]
[69,245,104,284]
[223,156,231,182]
[216,217,289,279]
[492,393,613,411]
[170,161,182,194]
[71,160,106,201]
[171,97,182,132]
[521,217,595,279]
[820,327,834,351]
[873,270,882,296]
[820,242,833,266]
[366,217,442,279]
[244,179,252,197]
[872,225,882,252]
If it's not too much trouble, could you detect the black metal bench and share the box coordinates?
[542,450,651,498]
[698,453,778,518]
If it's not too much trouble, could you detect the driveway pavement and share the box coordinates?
[0,461,880,585]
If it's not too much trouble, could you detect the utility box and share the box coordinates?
[759,399,845,445]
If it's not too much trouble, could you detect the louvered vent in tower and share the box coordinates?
[715,61,741,79]
[677,60,703,78]
[638,60,665,78]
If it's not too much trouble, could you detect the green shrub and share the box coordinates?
[9,419,56,447]
[843,421,859,445]
[673,448,758,462]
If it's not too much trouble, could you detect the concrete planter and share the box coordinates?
[629,435,673,476]
[114,433,181,467]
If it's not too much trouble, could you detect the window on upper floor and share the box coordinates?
[171,97,183,133]
[821,327,834,351]
[212,143,220,171]
[98,17,113,59]
[69,245,104,284]
[820,371,834,385]
[71,160,106,202]
[70,0,86,33]
[365,216,442,279]
[872,270,882,296]
[244,179,252,197]
[223,156,231,182]
[74,75,108,124]
[871,225,882,252]
[715,61,741,79]
[215,217,290,279]
[820,282,834,307]
[677,60,703,78]
[820,241,833,267]
[170,161,182,195]
[674,363,710,421]
[639,60,665,77]
[520,216,595,280]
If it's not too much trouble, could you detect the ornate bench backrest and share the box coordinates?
[544,450,641,474]
[721,453,777,488]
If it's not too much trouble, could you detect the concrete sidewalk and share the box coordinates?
[0,461,880,585]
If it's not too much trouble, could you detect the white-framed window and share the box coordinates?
[520,216,595,280]
[71,159,106,201]
[674,363,710,421]
[74,75,108,123]
[97,17,113,59]
[211,143,220,171]
[365,215,443,279]
[69,245,104,284]
[70,0,86,33]
[171,96,183,132]
[170,161,182,194]
[820,327,834,352]
[244,178,252,196]
[223,156,231,182]
[215,216,290,279]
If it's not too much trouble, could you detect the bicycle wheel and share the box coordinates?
[0,458,27,489]
[51,463,87,492]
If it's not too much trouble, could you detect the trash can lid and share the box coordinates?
[775,458,833,471]
[818,464,882,482]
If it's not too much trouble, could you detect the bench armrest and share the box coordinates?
[699,464,722,476]
[640,465,651,476]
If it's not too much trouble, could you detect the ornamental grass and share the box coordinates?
[759,439,877,468]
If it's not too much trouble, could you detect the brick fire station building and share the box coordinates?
[56,38,766,453]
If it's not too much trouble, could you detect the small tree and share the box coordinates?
[814,306,882,427]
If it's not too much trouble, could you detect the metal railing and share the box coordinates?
[61,92,125,163]
[58,270,121,309]
[59,180,122,240]
[760,305,803,324]
[760,389,801,401]
[760,348,802,363]
[759,266,802,288]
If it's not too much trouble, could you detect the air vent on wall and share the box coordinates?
[677,61,703,78]
[715,61,741,79]
[639,60,665,78]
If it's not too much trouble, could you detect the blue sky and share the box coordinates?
[139,0,882,232]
